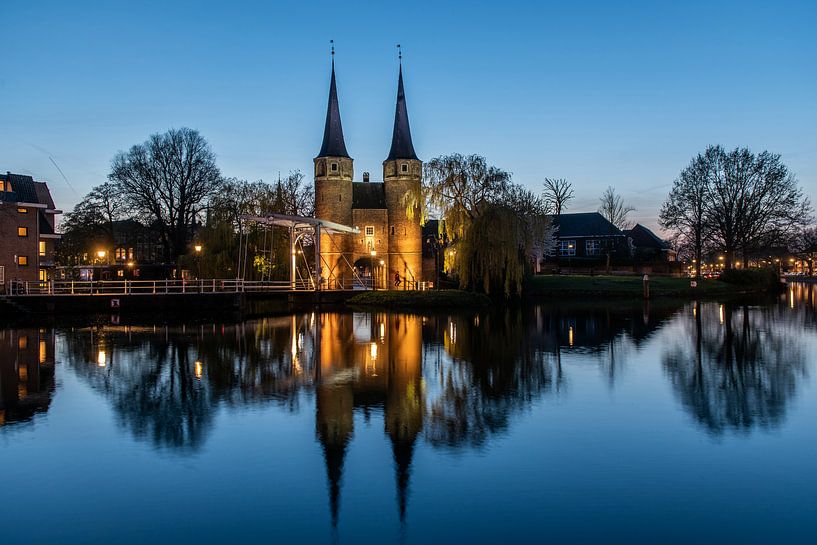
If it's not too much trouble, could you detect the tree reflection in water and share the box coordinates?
[59,302,674,524]
[662,297,808,435]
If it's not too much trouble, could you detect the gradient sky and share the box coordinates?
[3,0,816,232]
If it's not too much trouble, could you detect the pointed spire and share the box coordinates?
[391,436,416,524]
[318,41,350,158]
[386,46,418,161]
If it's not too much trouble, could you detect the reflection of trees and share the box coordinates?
[663,301,807,434]
[424,301,678,448]
[61,317,316,452]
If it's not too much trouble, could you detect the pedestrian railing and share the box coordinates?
[4,279,315,296]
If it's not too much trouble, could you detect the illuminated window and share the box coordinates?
[0,180,5,191]
[39,241,46,257]
[18,207,28,214]
[117,270,124,277]
[17,255,29,266]
[18,365,28,380]
[586,239,601,256]
[365,226,375,237]
[39,340,47,364]
[18,335,28,349]
[559,240,576,257]
[18,227,28,237]
[39,269,47,282]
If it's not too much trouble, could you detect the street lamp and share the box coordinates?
[194,244,203,279]
[370,250,377,290]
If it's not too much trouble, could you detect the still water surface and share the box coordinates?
[2,284,817,544]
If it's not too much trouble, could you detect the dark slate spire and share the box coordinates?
[386,60,419,161]
[318,59,350,158]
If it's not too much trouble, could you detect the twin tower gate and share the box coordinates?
[240,213,366,291]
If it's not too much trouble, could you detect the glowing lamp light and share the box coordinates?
[370,250,377,256]
[370,342,378,360]
[97,350,107,367]
[568,326,574,347]
[194,244,203,253]
[97,250,107,259]
[195,361,203,379]
[379,260,385,266]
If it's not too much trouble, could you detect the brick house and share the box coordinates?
[0,172,62,287]
[549,212,631,261]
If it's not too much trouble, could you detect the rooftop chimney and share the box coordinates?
[363,171,370,183]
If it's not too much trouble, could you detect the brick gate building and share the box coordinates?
[314,59,423,289]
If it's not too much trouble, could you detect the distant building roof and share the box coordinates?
[552,212,624,238]
[1,172,58,206]
[352,182,386,209]
[625,223,671,250]
[1,173,38,204]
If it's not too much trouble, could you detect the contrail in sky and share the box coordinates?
[48,155,79,197]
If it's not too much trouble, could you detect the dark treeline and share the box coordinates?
[58,128,314,280]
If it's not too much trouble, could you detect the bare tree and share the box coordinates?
[659,149,715,278]
[109,128,222,261]
[704,146,811,268]
[598,186,635,230]
[542,178,574,215]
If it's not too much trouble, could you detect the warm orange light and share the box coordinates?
[194,245,203,253]
[568,326,574,347]
[97,250,107,259]
[195,361,203,379]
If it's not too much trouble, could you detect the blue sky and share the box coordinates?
[2,0,816,232]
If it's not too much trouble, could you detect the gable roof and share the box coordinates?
[625,223,670,250]
[552,212,624,238]
[352,182,386,209]
[0,173,61,208]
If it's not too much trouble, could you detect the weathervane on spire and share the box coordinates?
[330,39,335,58]
[397,43,402,63]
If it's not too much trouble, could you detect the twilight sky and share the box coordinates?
[2,0,816,232]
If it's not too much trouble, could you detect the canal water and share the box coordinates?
[2,284,816,544]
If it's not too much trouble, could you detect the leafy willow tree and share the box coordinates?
[598,186,635,230]
[408,153,552,297]
[109,128,223,262]
[542,178,574,215]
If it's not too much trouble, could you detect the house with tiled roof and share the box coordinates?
[0,172,62,287]
[549,212,631,260]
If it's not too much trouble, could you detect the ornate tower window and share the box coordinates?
[401,163,408,173]
[331,162,338,172]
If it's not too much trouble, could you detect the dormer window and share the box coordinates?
[331,162,338,172]
[401,163,408,173]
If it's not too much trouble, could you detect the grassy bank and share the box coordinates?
[347,289,492,309]
[525,275,770,298]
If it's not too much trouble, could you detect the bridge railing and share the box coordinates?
[4,279,315,296]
